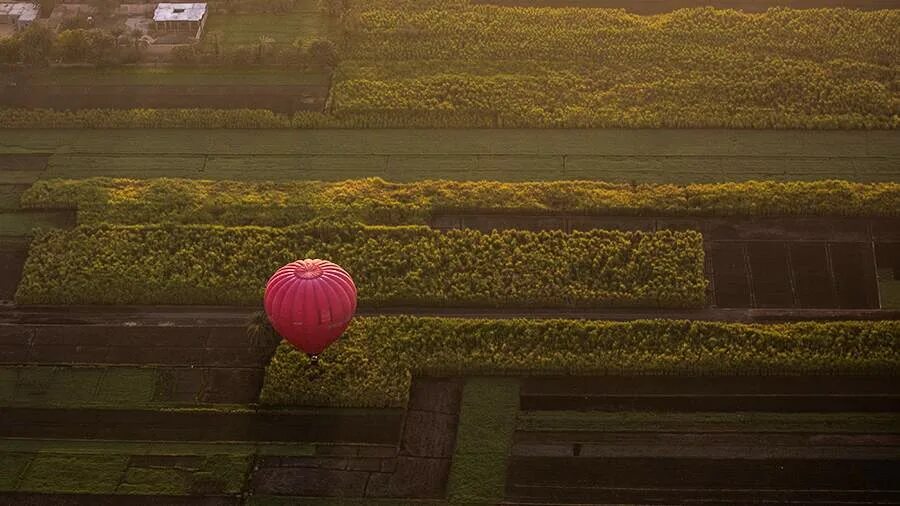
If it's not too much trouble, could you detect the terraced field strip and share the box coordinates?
[0,407,402,442]
[2,129,897,183]
[508,376,900,504]
[516,411,900,433]
[3,306,899,325]
[519,376,900,412]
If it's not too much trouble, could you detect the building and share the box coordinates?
[0,2,39,30]
[153,3,207,39]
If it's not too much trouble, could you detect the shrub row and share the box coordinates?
[331,7,899,128]
[16,224,705,308]
[0,109,343,129]
[23,178,900,226]
[259,317,900,406]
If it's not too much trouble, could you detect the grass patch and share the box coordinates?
[0,439,315,456]
[0,440,264,495]
[204,11,337,46]
[18,454,129,494]
[118,467,191,495]
[2,129,898,183]
[0,366,159,409]
[0,185,30,210]
[447,377,519,504]
[194,454,253,494]
[878,268,900,309]
[516,411,900,433]
[0,453,32,490]
[0,211,72,236]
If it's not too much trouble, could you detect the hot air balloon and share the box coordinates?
[264,259,357,363]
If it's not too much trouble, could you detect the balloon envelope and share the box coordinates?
[264,259,357,356]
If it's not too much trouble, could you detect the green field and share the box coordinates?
[0,440,257,496]
[18,68,332,86]
[878,269,900,309]
[2,129,898,183]
[1,366,166,409]
[204,10,338,46]
[0,211,73,236]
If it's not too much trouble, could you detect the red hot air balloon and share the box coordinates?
[264,259,357,362]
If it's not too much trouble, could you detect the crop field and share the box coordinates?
[204,10,338,46]
[330,5,900,128]
[1,129,898,183]
[471,0,900,11]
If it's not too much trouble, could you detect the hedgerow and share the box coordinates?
[330,7,900,128]
[16,224,705,307]
[0,108,502,129]
[23,178,900,226]
[259,317,900,407]
[0,109,343,129]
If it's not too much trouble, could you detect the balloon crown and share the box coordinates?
[292,259,324,279]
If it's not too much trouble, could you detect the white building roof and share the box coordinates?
[153,2,206,22]
[0,3,39,22]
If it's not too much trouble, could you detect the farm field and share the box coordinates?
[204,11,339,46]
[1,0,898,503]
[1,129,898,183]
[331,6,899,128]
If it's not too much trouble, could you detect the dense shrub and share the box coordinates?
[17,224,706,307]
[260,317,900,406]
[23,178,900,226]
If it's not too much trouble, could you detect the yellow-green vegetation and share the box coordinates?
[260,317,900,407]
[447,377,519,503]
[332,5,899,128]
[16,224,705,307]
[23,178,900,226]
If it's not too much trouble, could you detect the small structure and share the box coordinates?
[153,2,207,39]
[0,2,39,30]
